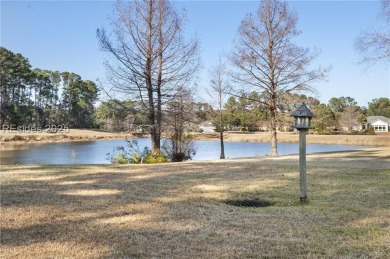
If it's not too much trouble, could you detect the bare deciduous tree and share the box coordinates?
[97,0,199,155]
[355,0,390,65]
[163,88,197,162]
[208,58,231,159]
[339,105,362,132]
[229,0,328,156]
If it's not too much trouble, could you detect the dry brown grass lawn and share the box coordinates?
[1,148,390,258]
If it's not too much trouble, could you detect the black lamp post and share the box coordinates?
[291,102,314,202]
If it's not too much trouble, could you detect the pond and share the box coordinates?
[0,138,368,165]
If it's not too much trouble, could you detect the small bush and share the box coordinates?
[348,130,360,135]
[171,152,186,162]
[314,128,375,136]
[144,153,168,164]
[27,135,39,141]
[11,135,25,141]
[129,153,142,164]
[314,129,332,135]
[347,128,375,135]
[162,134,197,162]
[111,152,130,164]
[363,127,375,135]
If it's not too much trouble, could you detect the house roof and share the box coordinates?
[367,116,390,125]
[291,102,314,118]
[199,121,214,127]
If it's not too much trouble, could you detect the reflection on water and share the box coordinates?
[0,138,367,165]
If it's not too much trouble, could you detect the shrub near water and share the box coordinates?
[107,140,168,164]
[110,152,130,164]
[108,137,196,164]
[11,135,25,141]
[144,153,169,164]
[162,134,197,162]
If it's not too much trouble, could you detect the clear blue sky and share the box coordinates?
[1,0,389,107]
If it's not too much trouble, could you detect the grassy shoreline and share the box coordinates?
[1,129,390,146]
[1,148,390,258]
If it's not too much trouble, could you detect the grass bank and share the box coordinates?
[1,129,390,146]
[1,147,389,258]
[0,129,142,145]
[196,131,390,146]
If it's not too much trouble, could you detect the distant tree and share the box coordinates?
[327,97,365,131]
[311,104,335,134]
[0,46,97,128]
[229,0,328,156]
[328,96,358,114]
[237,92,267,131]
[95,100,136,131]
[97,0,200,155]
[367,97,390,117]
[0,47,33,126]
[339,105,363,132]
[355,0,390,65]
[61,72,98,128]
[32,69,58,126]
[222,93,267,131]
[277,93,320,131]
[46,70,61,124]
[163,88,197,162]
[224,96,241,130]
[280,93,320,111]
[224,96,238,110]
[96,100,124,131]
[208,59,231,159]
[194,102,213,123]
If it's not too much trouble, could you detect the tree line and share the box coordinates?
[95,92,390,133]
[207,94,390,134]
[0,47,98,129]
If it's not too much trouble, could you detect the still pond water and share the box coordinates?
[0,138,367,165]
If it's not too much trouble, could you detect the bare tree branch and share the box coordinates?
[355,0,390,66]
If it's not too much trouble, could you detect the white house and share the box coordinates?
[199,121,215,133]
[367,116,390,132]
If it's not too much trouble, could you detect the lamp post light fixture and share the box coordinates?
[291,102,314,202]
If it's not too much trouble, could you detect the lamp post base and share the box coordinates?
[300,196,308,203]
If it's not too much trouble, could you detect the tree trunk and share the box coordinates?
[151,127,160,155]
[270,103,278,156]
[220,110,225,159]
[270,127,278,156]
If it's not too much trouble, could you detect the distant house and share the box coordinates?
[199,121,215,133]
[340,124,364,132]
[367,116,390,132]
